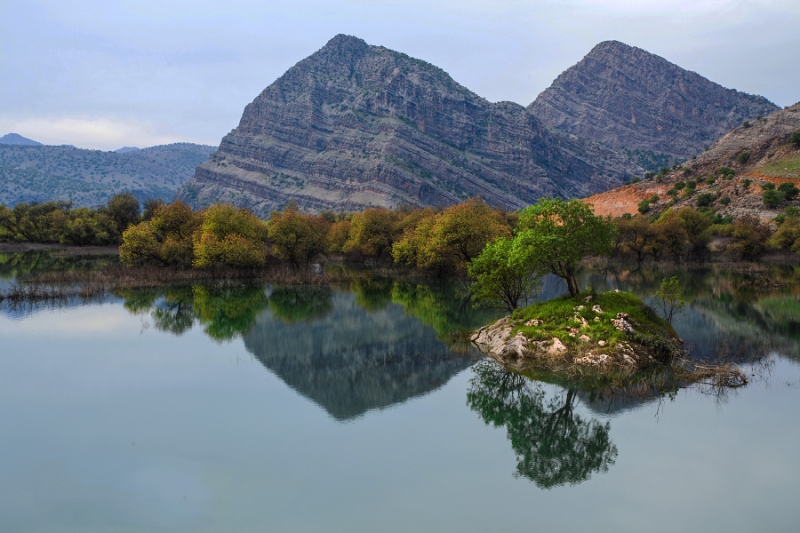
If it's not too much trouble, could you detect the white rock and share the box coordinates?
[597,340,606,347]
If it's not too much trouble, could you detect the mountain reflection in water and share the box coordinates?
[113,280,494,421]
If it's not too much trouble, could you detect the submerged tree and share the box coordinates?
[467,361,618,488]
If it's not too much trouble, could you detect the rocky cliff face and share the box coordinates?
[179,35,638,215]
[587,103,800,219]
[529,41,779,160]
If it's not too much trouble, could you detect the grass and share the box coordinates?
[510,290,677,355]
[759,155,800,178]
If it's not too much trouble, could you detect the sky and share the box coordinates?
[1,0,798,151]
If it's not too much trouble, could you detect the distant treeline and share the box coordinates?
[2,195,800,271]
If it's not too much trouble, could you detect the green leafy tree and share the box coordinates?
[103,193,140,235]
[468,237,542,312]
[654,276,685,323]
[778,182,799,201]
[515,199,615,297]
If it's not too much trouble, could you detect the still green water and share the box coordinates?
[1,259,799,532]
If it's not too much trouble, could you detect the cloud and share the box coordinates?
[0,117,212,150]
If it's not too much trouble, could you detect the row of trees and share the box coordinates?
[0,193,143,245]
[120,197,517,271]
[614,207,796,264]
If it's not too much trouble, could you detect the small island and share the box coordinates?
[472,290,680,371]
[472,290,747,390]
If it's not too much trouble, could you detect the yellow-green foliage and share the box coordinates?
[193,204,268,268]
[392,198,511,271]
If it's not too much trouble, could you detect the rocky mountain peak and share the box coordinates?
[529,40,779,159]
[179,35,638,215]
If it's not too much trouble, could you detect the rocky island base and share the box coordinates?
[471,291,747,389]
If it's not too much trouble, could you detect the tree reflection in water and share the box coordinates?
[118,283,268,341]
[467,360,618,488]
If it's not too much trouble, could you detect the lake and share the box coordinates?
[1,255,799,532]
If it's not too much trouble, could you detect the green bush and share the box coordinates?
[717,167,736,179]
[686,180,697,190]
[763,189,786,208]
[649,194,660,203]
[778,182,799,200]
[742,178,752,188]
[705,176,716,185]
[791,130,800,148]
[667,188,678,196]
[696,193,715,207]
[762,182,776,191]
[736,151,751,164]
[675,181,686,190]
[638,199,651,214]
[719,196,731,206]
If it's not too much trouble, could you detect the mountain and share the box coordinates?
[114,146,141,153]
[178,34,639,215]
[0,133,42,146]
[0,142,215,207]
[587,102,800,220]
[529,41,779,163]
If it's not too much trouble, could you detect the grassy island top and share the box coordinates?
[510,290,678,351]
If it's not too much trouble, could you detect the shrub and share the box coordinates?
[675,181,686,191]
[667,188,678,196]
[761,182,776,191]
[686,180,697,190]
[649,194,660,203]
[717,167,736,179]
[719,196,731,206]
[742,178,752,188]
[742,121,752,128]
[631,177,641,184]
[778,182,799,200]
[638,200,651,214]
[736,151,751,164]
[791,130,800,148]
[763,189,786,208]
[696,193,715,207]
[644,172,656,180]
[705,176,716,185]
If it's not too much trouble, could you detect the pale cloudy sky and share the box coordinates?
[1,0,798,150]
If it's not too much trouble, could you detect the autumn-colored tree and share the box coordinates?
[326,219,352,255]
[615,216,657,265]
[423,198,512,270]
[393,199,510,272]
[193,204,269,268]
[651,210,689,262]
[267,205,330,269]
[391,208,437,267]
[343,208,400,259]
[768,216,800,252]
[727,216,772,260]
[676,207,712,260]
[120,201,201,266]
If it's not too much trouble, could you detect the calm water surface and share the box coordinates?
[1,260,799,532]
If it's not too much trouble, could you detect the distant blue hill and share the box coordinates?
[0,133,42,146]
[115,146,141,153]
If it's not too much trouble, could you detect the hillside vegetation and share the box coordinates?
[0,143,214,207]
